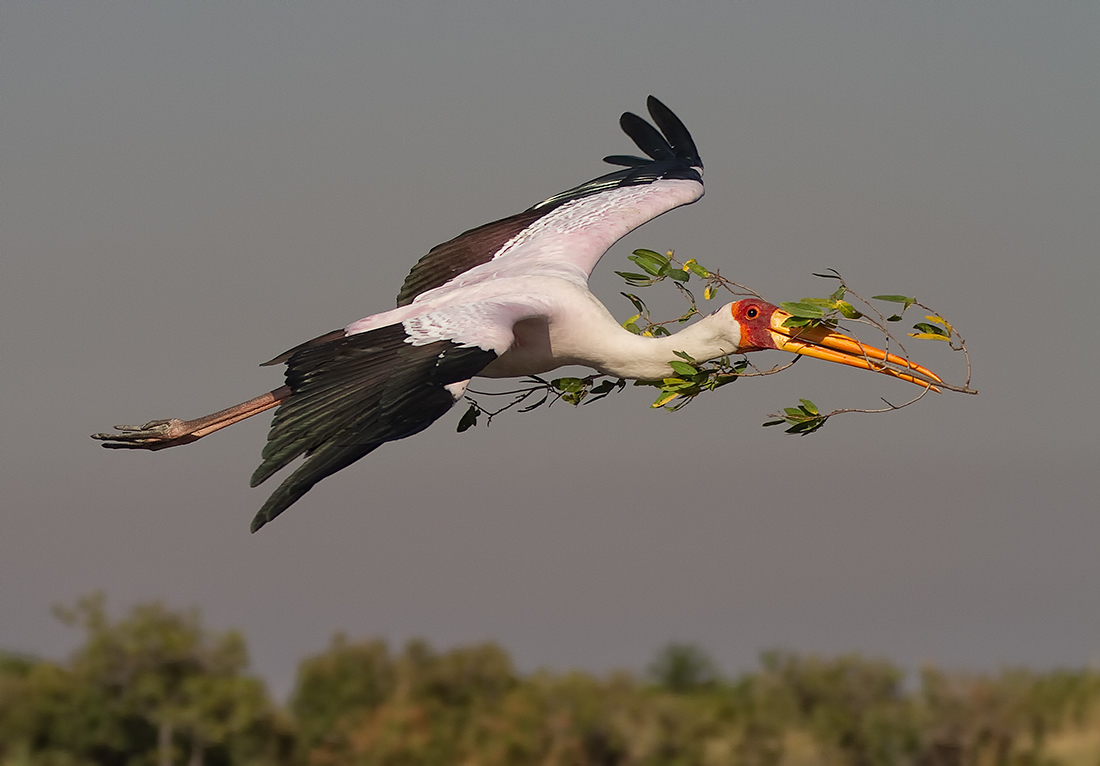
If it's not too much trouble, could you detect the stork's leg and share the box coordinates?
[91,386,291,451]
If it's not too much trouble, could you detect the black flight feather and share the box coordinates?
[602,155,653,167]
[645,95,701,169]
[618,110,677,163]
[250,324,496,531]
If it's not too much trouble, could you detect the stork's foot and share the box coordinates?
[92,387,291,452]
[92,419,204,450]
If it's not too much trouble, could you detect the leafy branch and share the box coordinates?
[459,376,627,431]
[776,269,973,393]
[457,250,974,434]
[764,268,975,433]
[762,386,938,435]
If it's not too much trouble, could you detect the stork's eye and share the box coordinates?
[746,306,759,319]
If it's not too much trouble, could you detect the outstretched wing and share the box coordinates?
[250,299,541,531]
[251,97,703,529]
[395,96,703,306]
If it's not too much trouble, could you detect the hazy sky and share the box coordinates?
[3,2,1098,698]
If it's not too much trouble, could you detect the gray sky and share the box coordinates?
[3,2,1098,698]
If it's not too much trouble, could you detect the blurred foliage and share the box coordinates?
[3,596,1099,765]
[0,594,292,766]
[648,643,720,693]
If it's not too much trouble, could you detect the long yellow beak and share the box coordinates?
[768,309,942,390]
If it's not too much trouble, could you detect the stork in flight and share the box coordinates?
[94,97,941,531]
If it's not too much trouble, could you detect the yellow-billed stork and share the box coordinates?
[93,97,941,531]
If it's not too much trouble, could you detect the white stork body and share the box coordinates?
[94,98,940,531]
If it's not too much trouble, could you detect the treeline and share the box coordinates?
[2,596,1098,765]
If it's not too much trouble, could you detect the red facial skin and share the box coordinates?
[730,300,782,352]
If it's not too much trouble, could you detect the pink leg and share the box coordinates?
[92,386,291,451]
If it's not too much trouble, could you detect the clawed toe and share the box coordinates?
[91,387,289,452]
[91,419,198,450]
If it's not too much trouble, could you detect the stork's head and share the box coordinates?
[727,299,942,389]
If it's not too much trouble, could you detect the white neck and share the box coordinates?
[557,307,740,381]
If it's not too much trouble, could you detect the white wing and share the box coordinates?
[394,96,703,304]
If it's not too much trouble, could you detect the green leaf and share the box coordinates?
[799,399,819,415]
[666,268,690,282]
[829,286,847,302]
[552,377,586,393]
[651,325,672,337]
[836,300,862,319]
[630,249,669,276]
[873,294,917,310]
[911,322,949,337]
[684,259,711,278]
[924,314,953,333]
[801,297,837,309]
[620,292,647,314]
[782,316,813,328]
[652,390,681,408]
[786,418,826,435]
[780,301,826,318]
[661,377,694,389]
[672,350,698,362]
[457,405,479,433]
[668,361,698,377]
[886,314,904,322]
[763,420,786,427]
[615,271,654,286]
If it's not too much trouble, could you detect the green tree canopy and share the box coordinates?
[1,594,288,766]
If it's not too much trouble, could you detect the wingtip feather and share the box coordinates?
[646,96,702,169]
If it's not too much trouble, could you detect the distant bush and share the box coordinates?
[3,596,1098,765]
